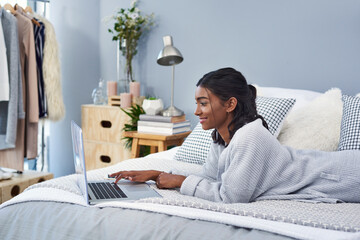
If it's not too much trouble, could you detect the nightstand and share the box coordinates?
[0,171,53,204]
[123,131,191,158]
[81,105,131,170]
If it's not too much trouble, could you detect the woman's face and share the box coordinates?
[194,86,230,131]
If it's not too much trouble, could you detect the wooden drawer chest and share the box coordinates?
[81,105,131,170]
[0,171,53,204]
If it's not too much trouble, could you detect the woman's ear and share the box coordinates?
[226,97,237,113]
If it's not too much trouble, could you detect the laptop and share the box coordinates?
[70,120,161,205]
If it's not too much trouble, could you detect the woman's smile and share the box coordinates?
[199,117,207,124]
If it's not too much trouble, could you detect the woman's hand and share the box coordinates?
[109,170,162,184]
[156,172,186,189]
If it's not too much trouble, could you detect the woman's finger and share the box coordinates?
[114,175,122,184]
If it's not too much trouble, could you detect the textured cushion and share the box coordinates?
[256,96,296,137]
[174,96,295,165]
[278,88,343,151]
[174,123,213,165]
[338,94,360,151]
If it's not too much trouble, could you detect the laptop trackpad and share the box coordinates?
[124,185,149,192]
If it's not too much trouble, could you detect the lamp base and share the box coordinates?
[162,105,184,117]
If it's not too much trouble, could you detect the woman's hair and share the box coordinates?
[196,67,268,145]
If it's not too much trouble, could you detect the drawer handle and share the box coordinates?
[100,155,111,163]
[11,185,20,197]
[100,120,112,128]
[38,178,45,183]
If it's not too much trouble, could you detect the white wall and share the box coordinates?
[49,0,360,177]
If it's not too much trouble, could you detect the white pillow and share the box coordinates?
[277,88,343,151]
[256,86,322,111]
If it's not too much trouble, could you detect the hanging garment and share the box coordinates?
[0,8,24,150]
[35,14,65,122]
[15,9,39,159]
[17,6,47,118]
[33,18,47,118]
[0,18,10,102]
[0,8,26,171]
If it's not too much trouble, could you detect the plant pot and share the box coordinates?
[142,99,164,115]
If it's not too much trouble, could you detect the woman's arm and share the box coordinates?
[156,172,186,188]
[109,170,186,189]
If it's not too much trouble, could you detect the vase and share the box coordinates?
[117,79,129,94]
[117,40,131,93]
[142,99,164,115]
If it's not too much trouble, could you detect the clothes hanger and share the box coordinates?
[14,4,41,27]
[24,6,33,14]
[4,3,16,14]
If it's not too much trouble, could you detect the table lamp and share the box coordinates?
[157,35,184,117]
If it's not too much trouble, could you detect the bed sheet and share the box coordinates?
[0,201,294,240]
[1,152,359,240]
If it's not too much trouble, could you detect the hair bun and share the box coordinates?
[248,84,257,99]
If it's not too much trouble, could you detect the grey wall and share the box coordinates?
[49,0,100,177]
[49,0,360,177]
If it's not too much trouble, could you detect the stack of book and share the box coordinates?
[137,114,191,135]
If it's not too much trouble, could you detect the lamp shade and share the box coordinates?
[157,36,183,66]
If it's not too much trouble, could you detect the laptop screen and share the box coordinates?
[71,121,90,203]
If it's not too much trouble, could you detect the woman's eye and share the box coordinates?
[200,102,207,106]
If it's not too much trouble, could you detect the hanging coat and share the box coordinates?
[0,9,24,150]
[15,10,39,159]
[35,14,65,122]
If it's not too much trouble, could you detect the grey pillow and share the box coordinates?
[174,123,213,165]
[256,96,296,137]
[338,95,360,151]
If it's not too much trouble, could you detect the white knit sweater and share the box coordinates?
[180,119,360,203]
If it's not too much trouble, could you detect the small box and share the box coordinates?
[108,95,121,107]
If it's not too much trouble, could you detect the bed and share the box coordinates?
[1,86,360,240]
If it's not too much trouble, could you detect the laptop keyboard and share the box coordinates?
[88,182,128,199]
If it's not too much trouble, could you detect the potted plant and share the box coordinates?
[108,1,154,83]
[142,97,164,115]
[121,104,150,156]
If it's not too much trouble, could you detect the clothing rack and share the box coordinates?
[28,0,49,18]
[0,0,54,173]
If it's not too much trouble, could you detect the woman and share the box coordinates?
[110,68,360,203]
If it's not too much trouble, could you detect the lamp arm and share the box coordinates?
[171,65,175,107]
